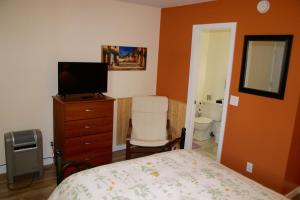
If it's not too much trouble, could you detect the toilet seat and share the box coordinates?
[194,117,212,124]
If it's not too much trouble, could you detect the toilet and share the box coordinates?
[194,116,213,141]
[193,102,222,142]
[213,121,222,144]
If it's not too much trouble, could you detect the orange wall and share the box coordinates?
[283,96,300,193]
[156,0,300,193]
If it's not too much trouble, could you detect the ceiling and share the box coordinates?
[114,0,214,8]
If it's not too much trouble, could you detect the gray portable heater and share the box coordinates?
[4,129,43,184]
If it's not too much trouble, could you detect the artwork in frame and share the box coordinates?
[101,45,147,71]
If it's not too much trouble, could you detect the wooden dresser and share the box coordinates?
[53,95,114,166]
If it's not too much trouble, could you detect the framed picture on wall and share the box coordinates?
[101,45,147,71]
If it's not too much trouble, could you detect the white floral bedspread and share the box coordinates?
[48,150,287,200]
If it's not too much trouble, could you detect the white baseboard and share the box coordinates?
[113,144,126,152]
[43,157,54,166]
[0,146,127,174]
[0,157,54,175]
[0,145,126,174]
[0,165,6,174]
[286,186,300,199]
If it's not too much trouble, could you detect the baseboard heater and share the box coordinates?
[4,129,43,184]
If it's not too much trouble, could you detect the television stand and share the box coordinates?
[81,95,94,99]
[95,92,104,97]
[81,93,104,99]
[52,95,114,168]
[58,93,106,100]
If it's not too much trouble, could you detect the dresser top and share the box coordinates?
[53,95,114,103]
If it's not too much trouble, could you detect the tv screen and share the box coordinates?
[58,62,108,96]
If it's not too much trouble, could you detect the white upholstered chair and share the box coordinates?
[126,96,172,159]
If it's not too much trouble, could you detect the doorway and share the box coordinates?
[184,22,237,162]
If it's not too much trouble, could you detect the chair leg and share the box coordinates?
[180,128,186,149]
[126,140,131,160]
[54,150,63,185]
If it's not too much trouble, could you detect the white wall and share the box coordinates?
[196,30,230,103]
[0,0,161,166]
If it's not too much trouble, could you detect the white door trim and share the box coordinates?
[184,22,237,162]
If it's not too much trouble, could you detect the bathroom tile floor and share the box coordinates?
[193,136,218,160]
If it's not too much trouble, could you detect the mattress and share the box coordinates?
[48,150,287,200]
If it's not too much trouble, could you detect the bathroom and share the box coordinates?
[192,29,231,160]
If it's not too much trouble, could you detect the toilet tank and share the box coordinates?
[201,102,223,121]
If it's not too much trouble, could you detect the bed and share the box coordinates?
[48,150,287,200]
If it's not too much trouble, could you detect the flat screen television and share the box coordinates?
[58,62,108,96]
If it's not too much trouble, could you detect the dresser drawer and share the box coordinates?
[53,96,114,169]
[64,117,113,138]
[64,150,112,166]
[64,100,113,121]
[63,133,112,156]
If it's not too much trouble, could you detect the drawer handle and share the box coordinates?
[84,126,90,129]
[84,142,91,145]
[84,158,90,161]
[84,109,93,112]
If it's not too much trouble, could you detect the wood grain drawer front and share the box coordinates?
[64,101,113,121]
[63,133,112,156]
[64,118,113,138]
[64,150,112,166]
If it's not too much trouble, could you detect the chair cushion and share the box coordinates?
[131,96,168,142]
[132,96,168,113]
[130,139,169,147]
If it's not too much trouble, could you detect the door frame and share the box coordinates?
[184,22,237,162]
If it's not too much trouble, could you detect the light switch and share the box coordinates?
[229,95,239,106]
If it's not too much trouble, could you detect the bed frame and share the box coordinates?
[54,128,186,185]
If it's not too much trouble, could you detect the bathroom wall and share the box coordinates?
[196,31,209,102]
[196,30,231,103]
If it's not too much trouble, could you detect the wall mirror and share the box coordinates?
[239,35,293,99]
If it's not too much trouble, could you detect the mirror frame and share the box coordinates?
[239,35,293,99]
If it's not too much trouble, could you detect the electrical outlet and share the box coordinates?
[246,162,253,173]
[50,141,54,147]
